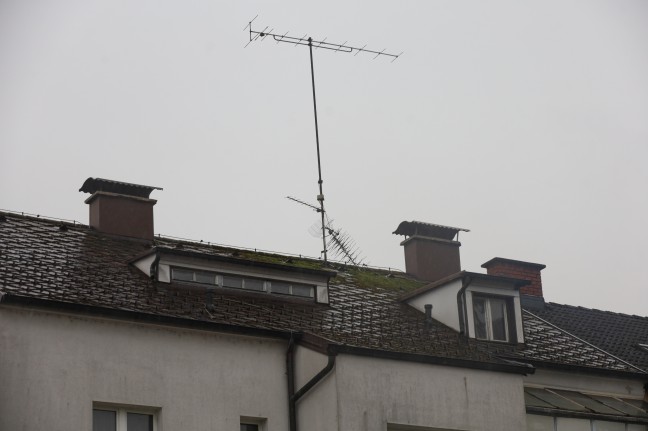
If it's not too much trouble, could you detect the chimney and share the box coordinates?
[481,257,546,297]
[393,221,469,282]
[79,177,162,240]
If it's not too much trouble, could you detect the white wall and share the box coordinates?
[408,279,463,332]
[0,305,291,431]
[0,304,534,431]
[334,354,528,431]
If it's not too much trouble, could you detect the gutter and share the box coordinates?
[286,336,337,431]
[0,293,294,341]
[333,344,533,375]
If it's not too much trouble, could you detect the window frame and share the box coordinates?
[471,294,516,343]
[93,403,158,431]
[170,266,315,300]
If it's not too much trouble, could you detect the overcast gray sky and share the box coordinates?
[2,1,647,316]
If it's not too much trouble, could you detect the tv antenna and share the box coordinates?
[287,196,365,266]
[245,16,401,263]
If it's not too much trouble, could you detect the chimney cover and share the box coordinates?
[80,177,162,199]
[393,220,469,240]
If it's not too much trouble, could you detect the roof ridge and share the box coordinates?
[1,208,407,275]
[0,209,86,227]
[546,301,648,320]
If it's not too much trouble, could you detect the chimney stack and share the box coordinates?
[393,221,469,282]
[80,177,162,241]
[481,257,546,297]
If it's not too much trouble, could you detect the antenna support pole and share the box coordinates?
[308,37,328,263]
[246,21,400,264]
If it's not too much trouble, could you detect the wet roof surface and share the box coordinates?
[0,212,643,375]
[531,302,648,372]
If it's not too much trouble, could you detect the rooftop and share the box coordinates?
[0,210,644,377]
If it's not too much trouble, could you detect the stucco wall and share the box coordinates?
[0,305,531,431]
[335,354,527,431]
[0,306,290,431]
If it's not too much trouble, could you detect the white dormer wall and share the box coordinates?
[404,275,525,344]
[465,282,524,344]
[132,252,330,304]
[407,278,463,332]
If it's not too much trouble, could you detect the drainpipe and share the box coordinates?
[286,337,337,431]
[456,274,473,336]
[149,250,161,280]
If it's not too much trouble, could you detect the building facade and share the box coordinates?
[1,178,646,431]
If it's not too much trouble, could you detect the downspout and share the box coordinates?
[456,274,473,336]
[287,338,337,431]
[149,249,161,280]
[286,334,297,431]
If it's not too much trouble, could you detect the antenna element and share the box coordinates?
[248,20,401,263]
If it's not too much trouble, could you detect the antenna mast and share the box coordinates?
[245,18,401,263]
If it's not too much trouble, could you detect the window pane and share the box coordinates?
[93,409,116,431]
[223,275,243,289]
[243,278,265,291]
[195,271,215,284]
[292,284,313,298]
[593,421,625,431]
[172,268,194,282]
[241,425,259,431]
[526,414,554,431]
[556,417,590,431]
[473,297,487,339]
[271,282,291,295]
[490,298,508,341]
[127,412,153,431]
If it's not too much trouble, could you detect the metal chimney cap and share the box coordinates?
[79,178,162,199]
[393,220,469,240]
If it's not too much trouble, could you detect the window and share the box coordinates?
[473,295,509,342]
[170,267,315,299]
[240,416,266,431]
[93,407,155,431]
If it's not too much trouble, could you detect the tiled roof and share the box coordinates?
[530,302,648,372]
[0,212,643,376]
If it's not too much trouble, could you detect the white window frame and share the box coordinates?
[240,416,267,431]
[93,403,158,431]
[472,295,510,342]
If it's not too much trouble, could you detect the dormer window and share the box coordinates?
[473,295,510,342]
[170,267,315,299]
[399,271,527,345]
[131,246,333,304]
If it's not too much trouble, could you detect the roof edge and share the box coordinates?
[0,293,295,340]
[332,344,534,375]
[154,246,338,278]
[399,271,530,302]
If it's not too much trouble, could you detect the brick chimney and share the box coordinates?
[80,177,162,240]
[481,257,546,297]
[393,221,469,282]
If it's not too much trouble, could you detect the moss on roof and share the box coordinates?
[332,267,425,293]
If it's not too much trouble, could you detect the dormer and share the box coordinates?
[131,247,335,304]
[394,220,528,344]
[400,271,528,344]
